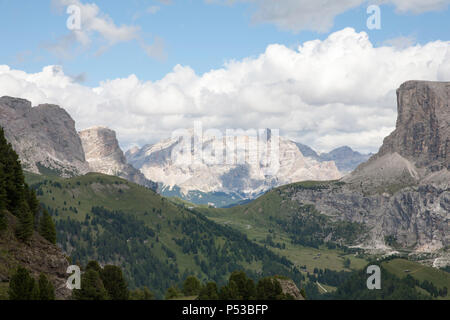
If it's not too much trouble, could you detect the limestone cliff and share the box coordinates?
[79,127,157,190]
[0,96,89,177]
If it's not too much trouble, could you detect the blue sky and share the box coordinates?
[0,0,449,152]
[1,0,449,86]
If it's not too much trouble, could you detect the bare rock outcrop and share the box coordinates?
[346,81,450,190]
[0,212,71,300]
[0,96,89,177]
[79,127,157,190]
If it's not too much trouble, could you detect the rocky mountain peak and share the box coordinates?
[384,80,449,171]
[79,126,157,190]
[347,81,450,187]
[0,96,89,177]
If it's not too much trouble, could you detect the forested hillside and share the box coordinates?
[25,171,304,298]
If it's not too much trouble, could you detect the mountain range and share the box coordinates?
[0,95,371,207]
[0,80,448,253]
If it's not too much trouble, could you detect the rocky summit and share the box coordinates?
[287,81,450,254]
[0,96,89,177]
[346,81,450,189]
[79,127,157,190]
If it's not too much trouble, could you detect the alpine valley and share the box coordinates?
[0,80,449,300]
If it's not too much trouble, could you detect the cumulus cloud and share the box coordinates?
[49,0,165,59]
[0,28,449,153]
[208,0,450,33]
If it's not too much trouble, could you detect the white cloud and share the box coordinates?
[1,28,449,153]
[50,0,165,59]
[208,0,450,33]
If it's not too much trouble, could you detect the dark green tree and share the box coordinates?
[25,186,40,229]
[15,202,34,242]
[130,287,154,300]
[165,287,181,300]
[256,277,286,300]
[220,271,256,300]
[72,269,109,300]
[38,273,55,300]
[182,276,202,296]
[100,265,129,300]
[197,282,219,300]
[39,208,56,244]
[8,266,37,300]
[0,164,6,231]
[85,260,102,273]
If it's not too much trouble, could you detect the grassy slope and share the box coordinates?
[24,172,303,297]
[195,181,368,273]
[381,259,450,299]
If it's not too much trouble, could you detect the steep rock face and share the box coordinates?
[290,81,450,253]
[378,81,449,172]
[0,97,89,177]
[126,132,342,199]
[347,81,450,188]
[0,212,71,300]
[79,127,157,190]
[288,183,449,252]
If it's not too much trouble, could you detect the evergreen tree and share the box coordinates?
[197,282,219,300]
[220,271,256,300]
[0,165,6,230]
[256,277,286,300]
[182,276,202,296]
[15,201,34,242]
[85,260,102,273]
[38,273,55,300]
[130,287,154,300]
[39,208,56,244]
[25,186,40,229]
[8,266,37,300]
[165,287,181,300]
[72,269,109,300]
[100,265,129,300]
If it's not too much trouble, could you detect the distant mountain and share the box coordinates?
[295,143,371,173]
[0,96,89,177]
[79,127,157,190]
[126,131,342,207]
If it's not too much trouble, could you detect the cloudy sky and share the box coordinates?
[0,0,449,153]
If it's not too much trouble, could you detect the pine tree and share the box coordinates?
[183,276,202,296]
[39,208,56,244]
[38,273,55,300]
[72,269,109,300]
[0,164,6,231]
[15,201,34,242]
[100,265,129,300]
[8,266,37,300]
[25,185,40,229]
[198,282,219,300]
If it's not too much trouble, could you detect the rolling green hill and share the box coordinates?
[381,258,450,299]
[197,181,369,273]
[25,172,303,298]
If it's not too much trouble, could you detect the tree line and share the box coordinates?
[165,271,302,300]
[0,127,56,244]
